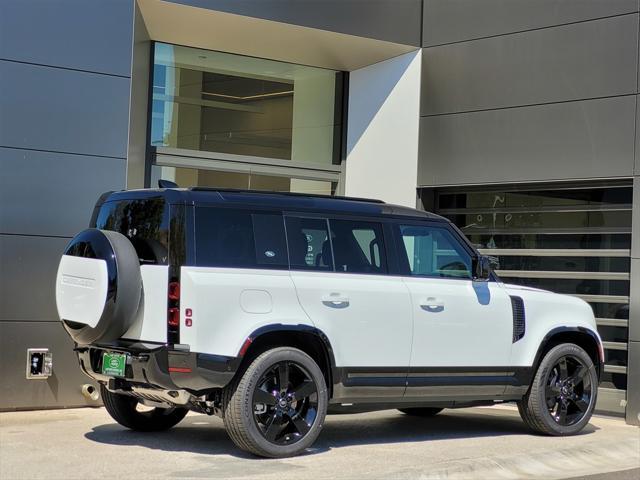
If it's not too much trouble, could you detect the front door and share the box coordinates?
[393,222,514,400]
[285,215,412,402]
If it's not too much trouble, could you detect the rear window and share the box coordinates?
[93,198,169,265]
[195,207,288,269]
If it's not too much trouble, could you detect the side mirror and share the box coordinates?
[472,255,492,281]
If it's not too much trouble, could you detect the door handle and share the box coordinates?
[322,293,350,308]
[420,297,445,312]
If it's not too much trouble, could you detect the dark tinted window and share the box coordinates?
[329,219,387,274]
[94,198,169,265]
[195,208,287,269]
[285,217,332,271]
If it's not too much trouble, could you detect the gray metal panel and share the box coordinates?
[0,321,100,410]
[630,258,640,342]
[418,96,636,186]
[0,235,69,322]
[170,0,422,46]
[0,148,125,237]
[626,341,640,425]
[637,98,640,172]
[422,15,638,115]
[127,1,151,189]
[0,0,133,77]
[0,60,130,159]
[634,176,640,258]
[423,0,638,47]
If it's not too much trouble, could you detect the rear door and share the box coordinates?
[286,215,412,401]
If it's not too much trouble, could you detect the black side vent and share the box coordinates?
[510,295,526,343]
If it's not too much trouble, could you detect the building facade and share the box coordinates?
[0,0,638,425]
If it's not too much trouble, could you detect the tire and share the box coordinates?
[399,407,443,417]
[100,385,188,432]
[518,343,598,436]
[223,347,328,458]
[57,229,142,344]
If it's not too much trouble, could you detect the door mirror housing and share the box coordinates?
[472,255,492,281]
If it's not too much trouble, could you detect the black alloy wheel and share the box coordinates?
[518,342,598,436]
[544,355,593,426]
[223,347,328,457]
[252,361,319,445]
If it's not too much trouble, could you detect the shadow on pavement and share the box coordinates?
[84,408,599,459]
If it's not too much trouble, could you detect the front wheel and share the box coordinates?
[100,385,189,432]
[518,343,598,435]
[223,347,328,458]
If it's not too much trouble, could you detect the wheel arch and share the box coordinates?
[532,327,604,379]
[236,324,337,398]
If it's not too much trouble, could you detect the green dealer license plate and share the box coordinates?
[102,352,127,377]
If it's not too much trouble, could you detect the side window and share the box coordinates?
[397,224,471,278]
[285,217,333,271]
[329,219,387,274]
[195,208,287,269]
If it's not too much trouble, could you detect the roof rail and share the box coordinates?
[189,187,385,204]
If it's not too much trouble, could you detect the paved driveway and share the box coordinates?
[1,405,638,479]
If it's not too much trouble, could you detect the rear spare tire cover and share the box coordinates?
[56,229,142,345]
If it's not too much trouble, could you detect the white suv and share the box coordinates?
[55,188,603,458]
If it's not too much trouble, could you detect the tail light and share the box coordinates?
[168,281,180,301]
[168,281,180,334]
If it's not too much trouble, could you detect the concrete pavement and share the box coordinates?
[1,405,638,479]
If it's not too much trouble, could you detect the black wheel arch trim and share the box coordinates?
[532,326,603,379]
[240,323,337,395]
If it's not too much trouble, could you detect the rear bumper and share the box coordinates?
[76,341,240,393]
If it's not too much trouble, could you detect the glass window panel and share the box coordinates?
[598,325,629,343]
[444,211,632,232]
[329,219,387,274]
[398,225,471,278]
[252,214,288,268]
[151,43,343,165]
[285,217,332,271]
[599,372,627,390]
[465,233,631,250]
[194,208,287,269]
[150,165,337,195]
[589,302,629,320]
[94,198,168,265]
[496,256,630,273]
[501,277,629,296]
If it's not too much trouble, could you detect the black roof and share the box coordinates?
[103,188,446,222]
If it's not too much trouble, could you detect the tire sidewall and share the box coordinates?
[235,348,328,457]
[533,343,598,435]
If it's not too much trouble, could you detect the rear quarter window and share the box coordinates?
[194,207,288,269]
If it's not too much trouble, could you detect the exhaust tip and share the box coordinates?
[81,384,100,401]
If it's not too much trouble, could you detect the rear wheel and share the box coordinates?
[518,343,597,435]
[399,407,443,417]
[223,347,328,458]
[100,385,188,432]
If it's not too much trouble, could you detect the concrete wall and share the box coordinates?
[170,0,423,47]
[0,0,133,409]
[344,50,422,207]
